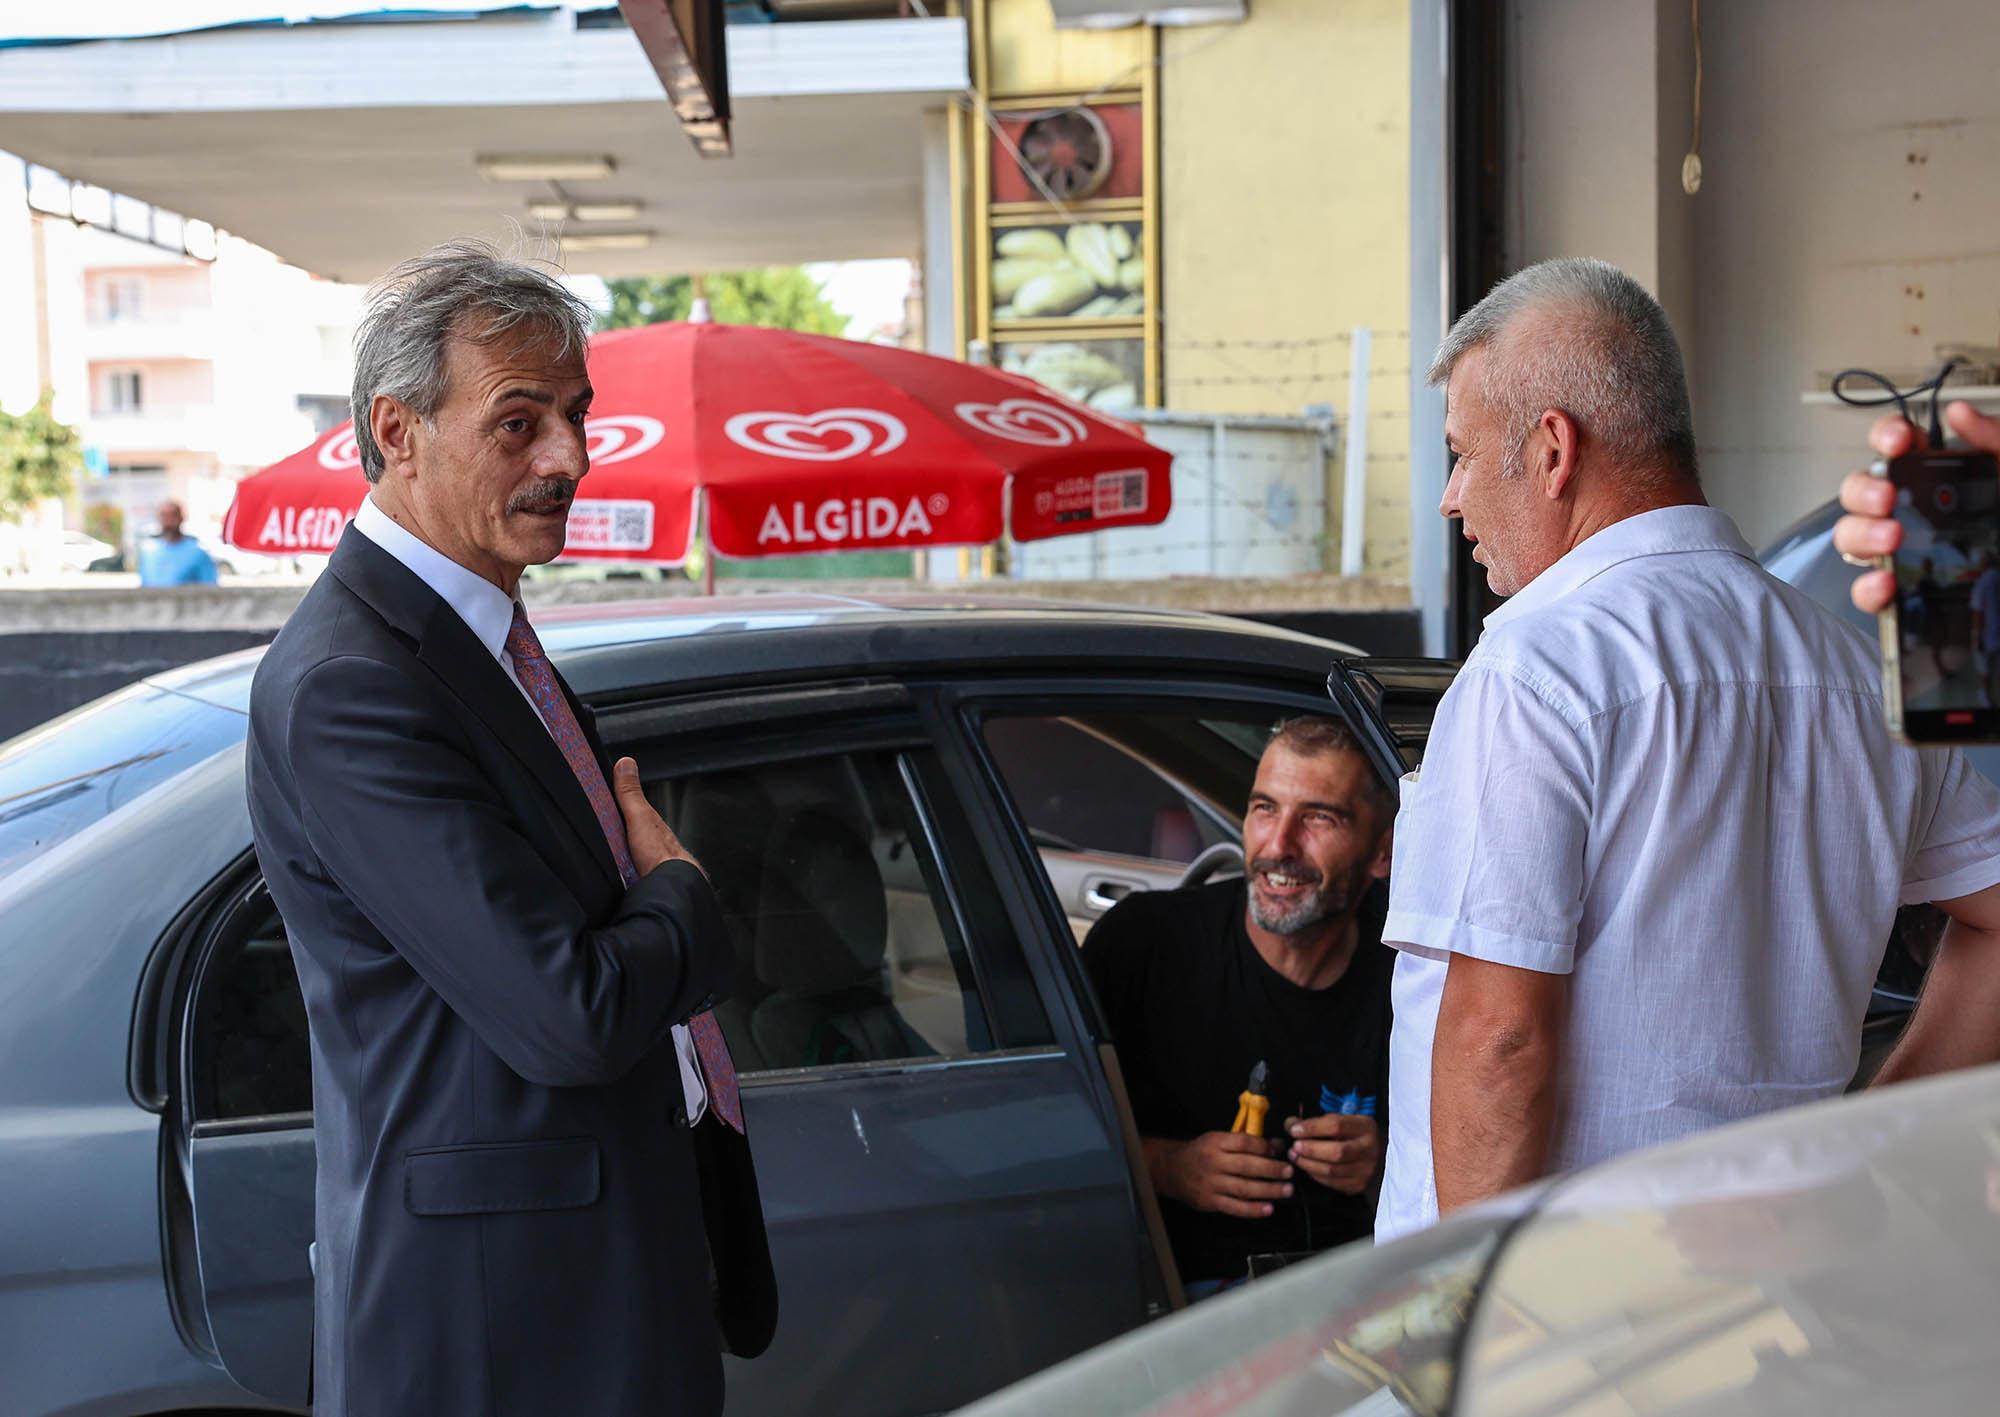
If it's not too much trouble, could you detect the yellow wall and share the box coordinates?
[1160,0,1411,574]
[986,0,1148,95]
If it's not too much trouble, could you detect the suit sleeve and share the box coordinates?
[282,652,732,1088]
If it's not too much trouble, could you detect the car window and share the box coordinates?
[984,715,1240,863]
[980,710,1279,940]
[652,747,1010,1073]
[189,891,312,1123]
[0,682,246,882]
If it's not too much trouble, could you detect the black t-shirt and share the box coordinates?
[1081,877,1392,1282]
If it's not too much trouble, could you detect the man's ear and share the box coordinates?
[1538,408,1582,500]
[1368,825,1393,881]
[371,394,422,478]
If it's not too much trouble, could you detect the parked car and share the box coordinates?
[0,595,1409,1417]
[0,591,1936,1417]
[55,527,119,572]
[952,1057,2000,1417]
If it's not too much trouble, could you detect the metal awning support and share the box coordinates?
[618,0,733,157]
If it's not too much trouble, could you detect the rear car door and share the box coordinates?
[598,682,1163,1417]
[159,685,1163,1414]
[165,872,316,1409]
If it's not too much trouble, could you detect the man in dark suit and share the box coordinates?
[247,241,774,1417]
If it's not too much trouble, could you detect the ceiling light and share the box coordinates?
[477,155,616,183]
[571,200,644,222]
[525,199,571,222]
[558,230,656,252]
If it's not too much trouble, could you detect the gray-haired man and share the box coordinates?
[247,241,775,1416]
[1376,257,2000,1240]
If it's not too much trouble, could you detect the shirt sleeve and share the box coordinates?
[1903,746,2000,904]
[1383,663,1593,975]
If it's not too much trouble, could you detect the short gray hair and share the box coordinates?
[1267,715,1395,831]
[1427,257,1698,485]
[350,239,594,483]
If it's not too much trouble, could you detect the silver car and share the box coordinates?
[956,1060,2000,1417]
[0,595,1385,1417]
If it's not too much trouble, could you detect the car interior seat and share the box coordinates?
[750,803,934,1068]
[670,770,780,1072]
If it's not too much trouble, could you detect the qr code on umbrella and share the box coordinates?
[1093,470,1147,519]
[566,499,655,552]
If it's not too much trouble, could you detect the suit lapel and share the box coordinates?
[327,529,625,893]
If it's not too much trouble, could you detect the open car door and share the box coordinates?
[169,876,315,1408]
[1324,657,1460,783]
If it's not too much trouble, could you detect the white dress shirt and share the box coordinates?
[351,496,708,1122]
[1376,504,2000,1241]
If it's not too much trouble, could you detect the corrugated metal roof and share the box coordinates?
[0,2,554,48]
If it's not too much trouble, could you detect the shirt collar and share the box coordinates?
[1483,504,1755,633]
[351,494,518,663]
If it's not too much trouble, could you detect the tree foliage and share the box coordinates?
[0,392,81,520]
[600,267,847,336]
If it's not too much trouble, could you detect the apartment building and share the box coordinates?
[69,224,361,560]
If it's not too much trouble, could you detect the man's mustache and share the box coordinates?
[508,479,578,514]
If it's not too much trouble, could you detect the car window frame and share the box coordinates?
[600,691,1060,1081]
[920,671,1364,1051]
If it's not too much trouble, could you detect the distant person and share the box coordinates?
[1378,257,2000,1243]
[1082,716,1394,1296]
[137,501,217,586]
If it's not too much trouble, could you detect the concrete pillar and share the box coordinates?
[1505,0,1699,374]
[919,107,957,357]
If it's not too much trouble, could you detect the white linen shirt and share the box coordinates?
[351,496,708,1122]
[1376,504,2000,1242]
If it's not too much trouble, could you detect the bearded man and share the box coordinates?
[1080,716,1396,1295]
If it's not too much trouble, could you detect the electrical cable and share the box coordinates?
[1831,359,1962,445]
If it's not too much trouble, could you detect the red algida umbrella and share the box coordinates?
[225,323,1171,563]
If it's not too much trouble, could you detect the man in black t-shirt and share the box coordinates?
[1082,717,1395,1290]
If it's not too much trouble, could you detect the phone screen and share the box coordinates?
[1885,448,2000,742]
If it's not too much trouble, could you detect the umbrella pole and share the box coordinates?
[700,487,716,596]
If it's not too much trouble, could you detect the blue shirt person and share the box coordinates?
[138,501,218,586]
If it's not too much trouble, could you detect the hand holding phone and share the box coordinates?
[1838,402,2000,613]
[1869,442,2000,743]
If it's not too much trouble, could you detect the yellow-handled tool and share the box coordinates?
[1230,1060,1270,1138]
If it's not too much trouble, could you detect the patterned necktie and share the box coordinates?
[505,604,743,1132]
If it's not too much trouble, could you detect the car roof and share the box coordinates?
[147,593,1364,709]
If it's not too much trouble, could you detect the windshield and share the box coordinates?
[954,1205,1521,1417]
[0,682,246,881]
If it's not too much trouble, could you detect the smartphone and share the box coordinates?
[1875,447,2000,743]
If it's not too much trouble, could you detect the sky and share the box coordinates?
[805,259,916,340]
[564,260,914,341]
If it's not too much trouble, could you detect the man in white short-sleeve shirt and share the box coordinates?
[1376,257,2000,1243]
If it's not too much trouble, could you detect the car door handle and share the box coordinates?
[1084,879,1142,912]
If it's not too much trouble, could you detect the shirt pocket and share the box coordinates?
[403,1136,601,1216]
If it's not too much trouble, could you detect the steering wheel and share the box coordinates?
[1174,841,1245,891]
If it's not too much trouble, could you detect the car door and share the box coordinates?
[596,682,1162,1417]
[166,871,316,1410]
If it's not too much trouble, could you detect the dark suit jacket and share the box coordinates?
[246,527,777,1417]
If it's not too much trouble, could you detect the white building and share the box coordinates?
[0,160,362,570]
